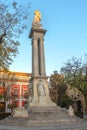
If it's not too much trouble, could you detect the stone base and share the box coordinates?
[29,106,78,126]
[12,107,29,118]
[30,96,56,107]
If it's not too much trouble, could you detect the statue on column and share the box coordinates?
[33,10,41,24]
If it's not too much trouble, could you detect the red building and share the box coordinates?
[0,70,31,110]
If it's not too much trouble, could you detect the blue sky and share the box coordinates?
[8,0,87,76]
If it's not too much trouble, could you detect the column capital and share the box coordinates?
[32,37,44,41]
[29,28,47,39]
[39,37,44,41]
[32,38,38,41]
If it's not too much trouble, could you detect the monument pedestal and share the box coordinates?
[30,96,56,107]
[30,77,56,107]
[12,107,29,118]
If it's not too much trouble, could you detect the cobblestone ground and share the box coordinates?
[0,122,87,130]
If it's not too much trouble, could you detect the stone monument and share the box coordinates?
[28,12,77,127]
[0,11,79,127]
[12,91,29,117]
[29,10,56,107]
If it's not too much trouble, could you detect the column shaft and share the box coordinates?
[39,38,46,76]
[32,39,39,77]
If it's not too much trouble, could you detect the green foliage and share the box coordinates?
[50,71,66,90]
[0,94,3,100]
[60,56,87,103]
[0,113,11,120]
[50,71,66,104]
[60,95,73,109]
[0,1,30,69]
[60,57,82,86]
[7,103,12,109]
[74,111,83,118]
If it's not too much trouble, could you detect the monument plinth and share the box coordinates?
[12,107,29,118]
[29,10,56,107]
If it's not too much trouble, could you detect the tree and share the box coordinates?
[50,71,67,105]
[60,57,82,87]
[60,95,73,109]
[0,69,16,112]
[60,56,87,112]
[78,67,87,101]
[0,1,30,69]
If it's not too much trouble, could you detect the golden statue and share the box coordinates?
[33,10,41,23]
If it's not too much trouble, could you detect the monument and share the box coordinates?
[28,11,77,125]
[29,10,56,107]
[0,11,82,128]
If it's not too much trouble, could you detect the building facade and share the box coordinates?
[0,70,31,111]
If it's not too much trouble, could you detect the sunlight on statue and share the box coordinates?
[33,10,41,24]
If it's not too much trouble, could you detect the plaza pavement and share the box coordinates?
[0,122,87,130]
[0,117,87,130]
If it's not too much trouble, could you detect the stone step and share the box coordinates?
[0,120,87,130]
[0,117,85,128]
[28,106,84,126]
[0,106,85,128]
[29,113,75,120]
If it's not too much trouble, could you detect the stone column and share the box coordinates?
[39,38,46,77]
[32,38,39,77]
[29,27,56,107]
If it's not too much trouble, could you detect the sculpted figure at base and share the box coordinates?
[33,10,41,24]
[37,80,46,97]
[68,105,74,116]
